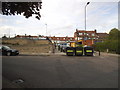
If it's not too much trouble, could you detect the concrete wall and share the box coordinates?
[2,38,53,54]
[10,45,52,54]
[2,38,50,45]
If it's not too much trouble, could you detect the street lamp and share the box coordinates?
[45,24,47,36]
[85,2,90,31]
[84,2,90,45]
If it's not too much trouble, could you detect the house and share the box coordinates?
[74,29,108,46]
[74,29,98,41]
[15,29,108,46]
[48,36,75,43]
[96,33,109,42]
[15,35,47,40]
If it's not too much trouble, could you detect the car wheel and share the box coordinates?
[7,52,11,56]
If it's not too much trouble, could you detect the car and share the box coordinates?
[0,45,19,56]
[59,43,70,52]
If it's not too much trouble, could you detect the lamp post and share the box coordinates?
[85,2,90,31]
[84,2,90,45]
[45,24,47,36]
[8,28,10,39]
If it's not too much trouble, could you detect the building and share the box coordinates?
[15,29,108,46]
[15,35,46,40]
[96,33,109,42]
[74,29,98,41]
[74,29,108,46]
[48,36,75,44]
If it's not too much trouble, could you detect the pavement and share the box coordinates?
[19,46,120,57]
[19,51,120,57]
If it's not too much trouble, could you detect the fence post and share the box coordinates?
[98,50,100,56]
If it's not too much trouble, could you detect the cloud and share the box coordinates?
[0,1,118,37]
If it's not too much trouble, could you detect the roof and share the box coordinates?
[75,30,96,34]
[16,35,38,38]
[96,33,109,37]
[48,37,75,41]
[15,35,46,38]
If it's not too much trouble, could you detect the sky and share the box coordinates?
[0,0,119,38]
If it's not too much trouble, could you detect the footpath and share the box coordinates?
[19,48,120,57]
[95,51,120,57]
[19,47,66,56]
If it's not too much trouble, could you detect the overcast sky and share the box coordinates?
[0,0,119,37]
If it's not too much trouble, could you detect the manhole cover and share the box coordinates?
[13,78,24,84]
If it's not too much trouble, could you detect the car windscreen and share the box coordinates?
[63,43,67,45]
[2,46,11,50]
[0,46,2,50]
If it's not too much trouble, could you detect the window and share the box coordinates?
[78,37,82,40]
[75,37,77,40]
[84,37,87,40]
[92,33,95,36]
[84,33,86,35]
[80,37,82,39]
[79,33,83,35]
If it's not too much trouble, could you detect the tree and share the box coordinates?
[108,28,119,40]
[2,2,42,20]
[94,28,120,54]
[2,35,7,39]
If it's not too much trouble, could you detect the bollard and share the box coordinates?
[98,50,100,56]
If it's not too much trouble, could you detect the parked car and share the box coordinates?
[59,43,70,52]
[0,45,19,56]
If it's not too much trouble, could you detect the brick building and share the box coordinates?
[48,36,75,43]
[15,35,46,40]
[74,29,108,46]
[15,29,108,46]
[74,29,98,41]
[96,33,109,42]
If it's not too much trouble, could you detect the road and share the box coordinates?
[2,53,118,88]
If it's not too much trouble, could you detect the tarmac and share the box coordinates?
[2,49,119,89]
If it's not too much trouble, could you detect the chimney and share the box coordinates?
[94,29,97,33]
[76,29,78,32]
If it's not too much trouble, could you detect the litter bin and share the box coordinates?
[75,47,83,56]
[66,47,75,56]
[84,46,94,56]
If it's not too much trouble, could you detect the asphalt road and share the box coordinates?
[2,53,118,88]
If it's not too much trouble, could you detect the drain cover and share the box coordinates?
[13,78,24,84]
